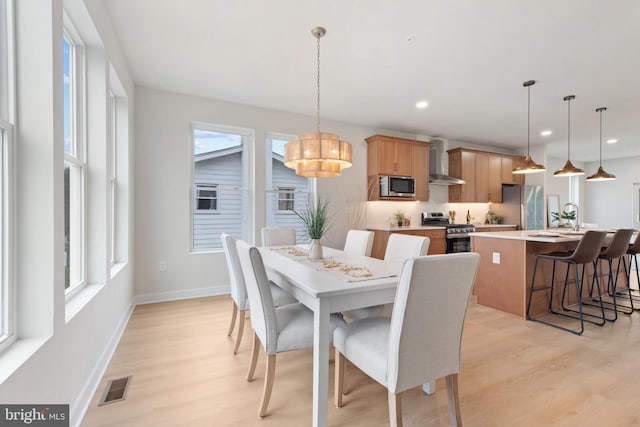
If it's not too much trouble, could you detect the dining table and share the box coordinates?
[258,245,436,427]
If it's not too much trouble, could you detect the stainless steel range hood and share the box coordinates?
[429,139,465,185]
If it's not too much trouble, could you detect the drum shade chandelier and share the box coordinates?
[513,80,546,174]
[554,95,585,177]
[586,107,616,181]
[284,27,352,178]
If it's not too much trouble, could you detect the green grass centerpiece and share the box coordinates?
[293,197,329,259]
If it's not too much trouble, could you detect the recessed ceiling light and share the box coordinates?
[540,130,552,136]
[416,101,428,109]
[606,138,618,144]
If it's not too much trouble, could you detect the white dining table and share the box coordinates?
[258,245,436,427]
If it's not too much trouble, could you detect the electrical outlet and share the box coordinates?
[492,252,500,264]
[159,261,167,272]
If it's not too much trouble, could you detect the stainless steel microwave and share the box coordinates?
[380,176,415,198]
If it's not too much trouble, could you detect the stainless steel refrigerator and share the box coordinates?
[492,184,544,230]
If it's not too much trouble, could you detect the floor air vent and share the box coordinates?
[98,376,131,406]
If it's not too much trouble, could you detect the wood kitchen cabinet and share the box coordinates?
[501,156,525,185]
[366,135,430,201]
[368,228,446,259]
[448,148,525,203]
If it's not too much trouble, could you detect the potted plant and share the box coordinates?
[551,210,576,228]
[293,197,329,260]
[393,210,405,227]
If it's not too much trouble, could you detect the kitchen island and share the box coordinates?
[470,230,620,319]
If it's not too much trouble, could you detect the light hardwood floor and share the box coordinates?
[82,294,640,426]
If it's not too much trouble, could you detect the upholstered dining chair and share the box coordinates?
[343,229,375,257]
[334,253,480,427]
[261,227,296,247]
[383,233,430,264]
[221,233,296,354]
[236,240,345,418]
[343,233,430,320]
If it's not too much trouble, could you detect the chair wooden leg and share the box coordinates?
[233,311,245,354]
[246,332,260,381]
[227,301,238,336]
[388,391,402,427]
[446,374,462,427]
[259,354,276,418]
[334,349,346,408]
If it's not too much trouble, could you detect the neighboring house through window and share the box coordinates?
[191,124,250,251]
[265,134,311,243]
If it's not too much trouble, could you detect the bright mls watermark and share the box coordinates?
[0,405,69,426]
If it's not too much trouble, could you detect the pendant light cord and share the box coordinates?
[527,84,531,154]
[316,32,321,134]
[567,97,571,160]
[599,109,603,167]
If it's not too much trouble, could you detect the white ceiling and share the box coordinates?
[103,0,640,162]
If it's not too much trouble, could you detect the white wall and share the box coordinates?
[583,156,640,229]
[0,1,136,426]
[134,86,406,299]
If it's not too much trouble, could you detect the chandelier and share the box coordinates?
[284,27,352,178]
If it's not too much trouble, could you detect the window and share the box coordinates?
[265,134,311,243]
[195,184,218,212]
[108,91,116,265]
[0,0,14,351]
[63,25,86,294]
[191,124,251,251]
[277,187,294,211]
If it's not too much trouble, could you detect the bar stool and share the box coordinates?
[620,231,640,309]
[526,230,607,335]
[587,229,635,320]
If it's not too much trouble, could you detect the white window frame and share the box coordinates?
[63,16,87,299]
[276,187,295,211]
[0,0,15,352]
[108,91,116,266]
[195,184,219,213]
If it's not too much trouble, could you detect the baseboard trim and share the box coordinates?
[134,285,229,305]
[70,302,135,427]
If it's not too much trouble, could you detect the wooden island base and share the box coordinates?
[471,231,631,319]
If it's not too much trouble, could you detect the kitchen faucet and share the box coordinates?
[562,202,579,231]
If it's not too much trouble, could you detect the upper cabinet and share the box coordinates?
[448,148,525,203]
[366,135,430,201]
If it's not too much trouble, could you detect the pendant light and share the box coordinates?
[586,107,616,181]
[283,27,352,178]
[513,80,546,174]
[554,95,584,177]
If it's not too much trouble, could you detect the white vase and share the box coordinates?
[309,239,323,260]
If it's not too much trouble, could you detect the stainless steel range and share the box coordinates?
[421,212,476,253]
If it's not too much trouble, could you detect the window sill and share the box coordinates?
[0,336,51,384]
[65,282,104,324]
[110,261,127,279]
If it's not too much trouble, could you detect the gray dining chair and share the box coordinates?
[221,233,296,354]
[343,229,374,257]
[235,239,345,417]
[334,253,480,427]
[261,227,296,246]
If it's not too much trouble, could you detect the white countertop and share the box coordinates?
[366,225,446,232]
[469,229,626,243]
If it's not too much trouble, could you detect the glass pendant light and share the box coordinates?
[586,107,616,181]
[283,27,352,178]
[554,95,584,177]
[513,80,546,174]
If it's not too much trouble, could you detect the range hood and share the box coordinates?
[429,139,465,185]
